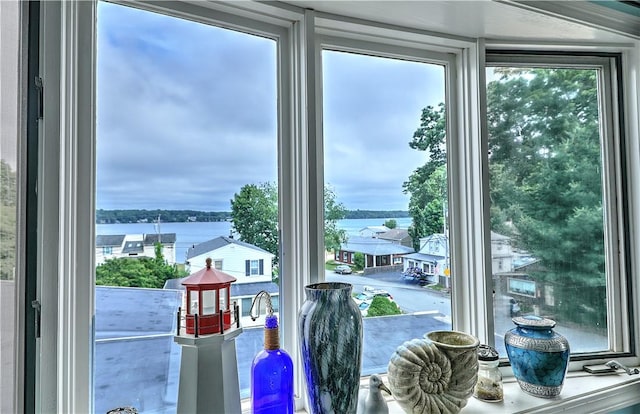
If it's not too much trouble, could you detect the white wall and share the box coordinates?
[188,243,273,284]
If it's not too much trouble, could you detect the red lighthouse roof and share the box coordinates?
[181,258,237,287]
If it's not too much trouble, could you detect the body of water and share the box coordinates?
[97,217,412,263]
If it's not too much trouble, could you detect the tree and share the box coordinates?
[353,252,365,271]
[383,219,397,229]
[231,183,348,261]
[406,68,606,326]
[323,186,348,253]
[407,165,447,251]
[404,103,447,246]
[487,68,605,326]
[230,183,279,264]
[96,243,186,288]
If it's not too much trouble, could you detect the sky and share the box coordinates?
[96,2,445,212]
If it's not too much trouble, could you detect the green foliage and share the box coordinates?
[324,186,348,253]
[404,104,447,245]
[96,209,230,223]
[406,68,606,326]
[230,182,348,258]
[230,183,279,265]
[0,161,16,280]
[407,165,447,250]
[353,252,365,270]
[487,68,605,326]
[383,219,397,229]
[346,210,409,219]
[366,296,401,317]
[96,243,186,288]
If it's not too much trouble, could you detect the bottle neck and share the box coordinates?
[264,326,280,350]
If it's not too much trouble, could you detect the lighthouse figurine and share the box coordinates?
[174,257,243,414]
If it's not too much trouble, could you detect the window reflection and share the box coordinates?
[0,2,21,413]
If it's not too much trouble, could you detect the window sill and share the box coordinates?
[286,369,640,414]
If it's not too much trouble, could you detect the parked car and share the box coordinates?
[334,264,353,274]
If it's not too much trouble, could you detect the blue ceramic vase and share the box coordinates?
[505,315,570,398]
[298,282,363,414]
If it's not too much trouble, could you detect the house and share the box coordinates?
[95,233,177,265]
[336,236,414,273]
[184,236,274,283]
[358,225,389,238]
[377,228,413,248]
[403,234,448,284]
[4,1,640,414]
[491,231,513,274]
[405,232,518,285]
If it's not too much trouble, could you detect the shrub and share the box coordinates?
[366,296,401,317]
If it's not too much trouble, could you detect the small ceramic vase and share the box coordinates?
[504,315,570,398]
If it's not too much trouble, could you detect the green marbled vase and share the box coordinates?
[298,282,363,414]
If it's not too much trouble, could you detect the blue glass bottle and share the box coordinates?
[251,315,294,414]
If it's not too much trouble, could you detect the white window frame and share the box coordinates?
[485,52,633,356]
[37,1,640,413]
[249,259,260,276]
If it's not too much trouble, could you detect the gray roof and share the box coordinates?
[359,225,390,233]
[185,236,273,260]
[403,252,444,263]
[96,234,125,247]
[341,236,414,256]
[231,281,278,297]
[95,233,176,248]
[144,233,177,244]
[377,228,410,241]
[162,278,278,297]
[122,241,144,254]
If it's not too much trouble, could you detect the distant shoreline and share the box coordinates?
[96,208,410,224]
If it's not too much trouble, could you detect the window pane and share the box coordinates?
[0,1,20,412]
[486,66,609,355]
[322,50,450,377]
[95,2,278,411]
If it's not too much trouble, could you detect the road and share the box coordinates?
[326,268,608,355]
[327,270,452,316]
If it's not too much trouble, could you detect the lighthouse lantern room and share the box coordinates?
[182,257,237,335]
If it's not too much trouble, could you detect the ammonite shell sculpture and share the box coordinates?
[387,332,479,414]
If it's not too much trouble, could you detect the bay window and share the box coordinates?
[22,0,640,413]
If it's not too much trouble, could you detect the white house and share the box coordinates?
[404,231,521,283]
[95,233,177,265]
[185,236,274,284]
[403,234,448,283]
[358,225,389,238]
[491,231,514,274]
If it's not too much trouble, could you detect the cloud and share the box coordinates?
[96,2,445,212]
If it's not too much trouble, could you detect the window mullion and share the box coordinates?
[447,41,493,343]
[279,8,315,411]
